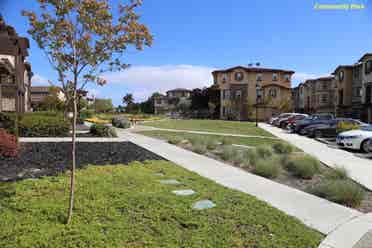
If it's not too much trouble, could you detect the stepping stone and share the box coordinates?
[172,189,196,196]
[154,172,165,176]
[159,179,181,185]
[192,200,216,210]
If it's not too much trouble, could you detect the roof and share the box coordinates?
[358,53,372,62]
[30,86,50,93]
[166,88,191,93]
[262,83,291,89]
[212,66,295,75]
[333,65,354,73]
[316,76,334,81]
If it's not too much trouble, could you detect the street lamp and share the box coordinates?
[255,83,262,127]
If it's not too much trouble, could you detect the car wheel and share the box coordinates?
[361,139,369,153]
[314,130,322,138]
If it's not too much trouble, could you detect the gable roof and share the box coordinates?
[358,53,372,62]
[212,66,295,75]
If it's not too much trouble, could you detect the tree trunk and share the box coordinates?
[67,91,77,224]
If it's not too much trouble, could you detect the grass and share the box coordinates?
[0,161,322,248]
[284,155,321,179]
[137,130,291,148]
[308,180,365,207]
[253,156,281,179]
[142,119,274,137]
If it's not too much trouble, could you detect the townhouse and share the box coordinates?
[0,16,33,113]
[212,66,294,121]
[153,88,191,115]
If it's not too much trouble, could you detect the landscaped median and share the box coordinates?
[137,128,372,212]
[0,160,323,247]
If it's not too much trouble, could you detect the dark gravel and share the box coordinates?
[0,142,164,182]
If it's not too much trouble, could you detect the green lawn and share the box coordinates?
[142,119,273,137]
[137,130,289,147]
[0,161,322,247]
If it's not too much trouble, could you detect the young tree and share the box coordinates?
[122,93,134,112]
[23,0,152,224]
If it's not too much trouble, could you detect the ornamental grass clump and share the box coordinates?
[325,167,348,180]
[192,143,207,154]
[308,180,365,207]
[272,142,294,154]
[252,156,280,179]
[206,139,219,150]
[256,145,273,159]
[220,145,238,161]
[242,149,259,167]
[284,155,320,179]
[168,136,184,145]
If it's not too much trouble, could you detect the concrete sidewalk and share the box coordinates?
[259,123,372,191]
[119,130,361,235]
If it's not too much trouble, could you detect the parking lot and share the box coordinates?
[260,123,372,191]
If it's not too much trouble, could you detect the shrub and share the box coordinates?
[189,136,205,146]
[0,128,19,157]
[284,155,320,179]
[0,113,16,134]
[90,124,117,137]
[272,142,293,154]
[242,149,259,167]
[168,136,183,145]
[253,157,280,178]
[220,145,238,161]
[337,122,360,133]
[221,137,233,145]
[206,139,219,150]
[18,114,69,137]
[112,116,131,129]
[85,117,110,125]
[256,145,273,159]
[325,167,348,180]
[191,143,207,154]
[308,180,365,207]
[79,109,94,123]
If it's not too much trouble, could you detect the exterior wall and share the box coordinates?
[314,78,335,114]
[214,67,294,121]
[334,67,353,117]
[360,54,372,123]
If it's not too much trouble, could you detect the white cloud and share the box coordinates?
[31,74,50,86]
[103,64,216,101]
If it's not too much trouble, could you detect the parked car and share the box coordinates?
[367,138,372,153]
[304,118,367,138]
[294,113,334,134]
[279,114,308,129]
[270,113,294,126]
[336,125,372,152]
[273,113,297,127]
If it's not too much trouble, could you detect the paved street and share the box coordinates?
[259,123,372,191]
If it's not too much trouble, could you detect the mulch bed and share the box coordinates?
[0,142,163,182]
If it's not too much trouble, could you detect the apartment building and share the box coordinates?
[0,16,33,113]
[212,66,294,121]
[153,88,191,115]
[332,53,372,122]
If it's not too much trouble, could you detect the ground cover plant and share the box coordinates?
[142,119,274,137]
[0,160,323,247]
[138,130,370,211]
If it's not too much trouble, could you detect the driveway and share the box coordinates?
[259,123,372,191]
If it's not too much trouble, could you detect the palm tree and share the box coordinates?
[123,94,134,113]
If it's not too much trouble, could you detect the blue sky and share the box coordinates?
[1,0,372,106]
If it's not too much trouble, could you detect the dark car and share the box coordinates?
[304,118,367,138]
[272,113,295,127]
[294,113,334,134]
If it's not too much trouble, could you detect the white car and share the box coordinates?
[336,125,372,152]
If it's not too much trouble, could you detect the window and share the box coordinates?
[235,72,244,81]
[156,99,162,104]
[222,90,230,100]
[365,60,372,75]
[222,106,226,116]
[339,70,344,82]
[284,74,290,82]
[256,73,262,81]
[338,89,344,105]
[235,90,242,99]
[353,67,360,79]
[222,73,228,83]
[269,88,277,97]
[321,82,327,90]
[320,94,328,104]
[354,87,362,97]
[272,73,278,81]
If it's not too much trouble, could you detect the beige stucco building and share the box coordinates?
[154,88,191,115]
[0,16,32,113]
[212,66,294,121]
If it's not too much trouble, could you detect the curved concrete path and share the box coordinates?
[259,123,372,191]
[119,130,361,235]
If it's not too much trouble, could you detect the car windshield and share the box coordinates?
[361,125,372,132]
